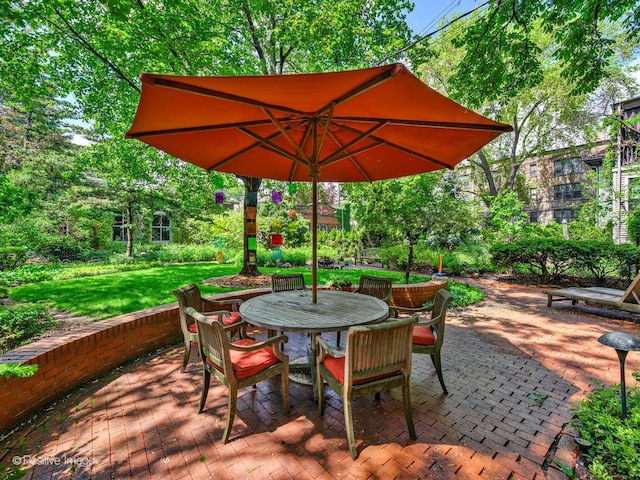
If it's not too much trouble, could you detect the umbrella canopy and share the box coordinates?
[126,63,512,301]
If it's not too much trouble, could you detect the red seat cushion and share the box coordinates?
[190,312,241,332]
[413,326,435,346]
[206,339,280,380]
[221,311,241,326]
[322,355,398,385]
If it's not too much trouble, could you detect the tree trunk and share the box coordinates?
[404,238,415,284]
[238,176,262,276]
[125,203,134,257]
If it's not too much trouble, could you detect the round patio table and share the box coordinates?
[239,289,389,396]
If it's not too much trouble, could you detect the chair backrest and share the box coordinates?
[271,274,305,292]
[186,306,232,376]
[172,284,204,337]
[344,317,417,386]
[356,275,394,304]
[430,289,454,349]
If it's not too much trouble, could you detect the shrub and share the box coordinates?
[0,362,39,379]
[490,239,640,283]
[0,246,27,271]
[571,371,640,479]
[0,263,56,286]
[0,304,55,353]
[447,280,484,307]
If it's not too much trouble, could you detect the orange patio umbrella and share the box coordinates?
[126,63,512,302]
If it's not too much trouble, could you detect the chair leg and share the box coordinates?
[281,370,290,414]
[197,369,211,413]
[344,397,358,459]
[222,386,238,444]
[402,379,417,440]
[431,352,448,394]
[181,340,191,373]
[317,370,325,414]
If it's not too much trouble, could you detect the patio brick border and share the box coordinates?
[0,288,270,435]
[0,280,446,435]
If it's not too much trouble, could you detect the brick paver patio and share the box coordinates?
[1,278,639,479]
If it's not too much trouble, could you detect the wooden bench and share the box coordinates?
[357,248,381,265]
[543,273,640,314]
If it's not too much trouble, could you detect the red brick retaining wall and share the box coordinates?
[391,280,448,308]
[0,281,445,435]
[0,288,271,435]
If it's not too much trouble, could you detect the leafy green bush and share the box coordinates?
[0,362,38,379]
[0,246,27,271]
[571,371,640,480]
[490,239,639,283]
[0,263,56,286]
[447,280,485,307]
[257,247,308,267]
[0,304,55,353]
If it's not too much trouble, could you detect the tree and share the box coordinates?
[445,0,640,108]
[344,172,479,282]
[416,14,638,207]
[487,191,528,243]
[1,0,414,269]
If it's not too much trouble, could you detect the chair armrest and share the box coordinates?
[390,305,432,317]
[201,310,251,338]
[229,334,288,352]
[203,298,243,312]
[316,335,345,362]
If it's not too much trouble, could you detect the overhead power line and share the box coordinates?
[377,1,490,65]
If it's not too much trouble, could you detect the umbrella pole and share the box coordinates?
[312,176,318,304]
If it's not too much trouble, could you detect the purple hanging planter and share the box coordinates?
[215,191,224,204]
[272,191,282,203]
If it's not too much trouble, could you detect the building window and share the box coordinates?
[112,213,129,242]
[554,158,583,176]
[553,208,575,223]
[152,212,171,243]
[529,211,538,223]
[529,187,538,202]
[554,183,582,200]
[529,164,537,178]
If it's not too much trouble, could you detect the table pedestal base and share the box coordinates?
[289,358,313,385]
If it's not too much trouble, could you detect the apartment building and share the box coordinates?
[613,96,640,244]
[521,141,608,225]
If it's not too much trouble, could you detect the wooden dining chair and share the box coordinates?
[172,283,246,373]
[270,274,306,338]
[187,307,290,444]
[354,275,394,304]
[315,316,418,459]
[411,289,454,394]
[332,274,394,347]
[271,273,305,292]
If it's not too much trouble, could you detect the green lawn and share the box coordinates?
[8,264,431,320]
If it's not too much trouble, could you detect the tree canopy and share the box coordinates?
[442,0,640,108]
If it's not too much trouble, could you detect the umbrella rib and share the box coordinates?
[334,116,513,132]
[126,119,291,139]
[207,123,304,171]
[238,127,308,167]
[147,76,308,117]
[320,140,385,167]
[320,121,389,165]
[316,64,401,116]
[263,108,311,164]
[324,130,373,182]
[317,103,335,159]
[338,123,452,169]
[289,123,315,181]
